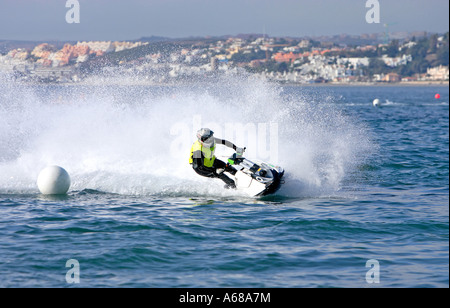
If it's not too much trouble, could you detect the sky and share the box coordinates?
[0,0,448,41]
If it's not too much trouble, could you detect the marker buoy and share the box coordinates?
[435,93,441,99]
[373,98,381,107]
[37,165,71,195]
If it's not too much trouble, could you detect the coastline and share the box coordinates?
[36,80,450,87]
[282,80,449,87]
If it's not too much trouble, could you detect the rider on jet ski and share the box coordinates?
[189,128,245,189]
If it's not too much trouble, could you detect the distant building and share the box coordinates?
[381,54,412,67]
[426,65,449,81]
[273,52,302,63]
[383,73,401,83]
[298,40,311,49]
[7,48,29,60]
[76,41,115,53]
[401,76,418,82]
[31,43,56,59]
[342,57,370,68]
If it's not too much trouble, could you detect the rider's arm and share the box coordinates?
[215,138,245,156]
[214,138,237,151]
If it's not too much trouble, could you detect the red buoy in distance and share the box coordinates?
[435,93,441,99]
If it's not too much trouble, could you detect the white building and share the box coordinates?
[381,54,412,67]
[76,41,115,53]
[341,57,370,68]
[427,65,449,80]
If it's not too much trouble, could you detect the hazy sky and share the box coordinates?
[0,0,448,41]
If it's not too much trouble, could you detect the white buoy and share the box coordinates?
[373,98,381,107]
[37,165,71,195]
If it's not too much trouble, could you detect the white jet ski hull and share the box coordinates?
[227,154,285,197]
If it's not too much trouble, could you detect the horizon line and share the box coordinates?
[1,29,449,43]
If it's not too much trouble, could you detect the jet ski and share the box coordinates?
[226,153,284,197]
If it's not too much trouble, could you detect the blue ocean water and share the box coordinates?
[0,74,448,288]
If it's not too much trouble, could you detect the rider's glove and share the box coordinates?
[236,147,245,157]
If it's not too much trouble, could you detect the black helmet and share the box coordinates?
[197,128,215,147]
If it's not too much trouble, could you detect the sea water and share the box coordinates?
[0,73,448,287]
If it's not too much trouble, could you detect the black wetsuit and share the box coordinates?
[191,138,237,187]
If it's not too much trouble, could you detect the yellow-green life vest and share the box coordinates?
[189,140,216,167]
